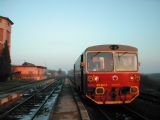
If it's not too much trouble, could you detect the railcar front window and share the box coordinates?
[87,52,113,72]
[115,53,138,71]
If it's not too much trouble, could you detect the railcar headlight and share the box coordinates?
[88,75,99,83]
[88,76,93,82]
[130,86,138,93]
[95,87,105,95]
[129,74,140,82]
[94,76,99,82]
[135,75,140,81]
[130,76,134,80]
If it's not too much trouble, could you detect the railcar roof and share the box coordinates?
[85,44,137,52]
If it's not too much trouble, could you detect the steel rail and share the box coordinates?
[30,84,62,120]
[121,105,150,120]
[0,80,59,119]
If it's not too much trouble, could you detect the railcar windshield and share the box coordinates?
[115,53,138,71]
[87,52,113,72]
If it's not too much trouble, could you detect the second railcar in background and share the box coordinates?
[73,44,140,104]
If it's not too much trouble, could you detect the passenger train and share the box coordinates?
[73,44,140,104]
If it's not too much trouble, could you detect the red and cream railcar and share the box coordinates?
[74,44,140,104]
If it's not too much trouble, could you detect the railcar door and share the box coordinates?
[80,54,84,94]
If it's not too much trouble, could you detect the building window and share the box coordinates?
[28,71,33,78]
[7,31,10,43]
[0,28,3,42]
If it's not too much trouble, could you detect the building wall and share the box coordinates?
[12,66,47,80]
[0,17,12,55]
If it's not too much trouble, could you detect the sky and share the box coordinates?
[0,0,160,73]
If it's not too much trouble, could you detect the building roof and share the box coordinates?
[12,65,47,69]
[12,62,47,69]
[0,16,14,25]
[22,62,35,66]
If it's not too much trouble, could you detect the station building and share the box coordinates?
[0,16,47,81]
[12,62,47,80]
[0,16,14,55]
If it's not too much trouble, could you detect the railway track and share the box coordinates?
[0,79,63,120]
[0,79,54,95]
[139,92,160,104]
[95,104,150,120]
[82,97,150,120]
[81,91,160,120]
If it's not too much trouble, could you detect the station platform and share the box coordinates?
[50,79,90,120]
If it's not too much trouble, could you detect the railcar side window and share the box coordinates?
[115,53,138,71]
[87,52,113,72]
